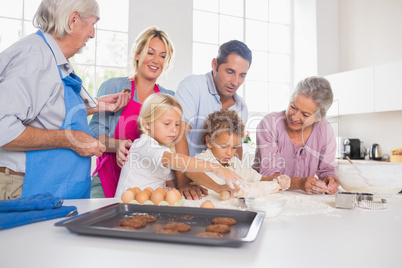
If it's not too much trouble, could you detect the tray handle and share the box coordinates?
[54,211,91,227]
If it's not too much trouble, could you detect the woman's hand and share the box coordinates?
[214,167,247,191]
[116,139,132,167]
[273,174,291,190]
[302,177,329,194]
[323,176,339,195]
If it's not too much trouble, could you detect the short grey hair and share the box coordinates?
[290,76,334,120]
[33,0,100,39]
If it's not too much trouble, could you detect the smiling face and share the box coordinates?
[136,37,166,81]
[146,108,181,146]
[206,132,242,165]
[212,54,249,101]
[285,94,318,131]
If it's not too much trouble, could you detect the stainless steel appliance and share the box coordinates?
[370,143,382,160]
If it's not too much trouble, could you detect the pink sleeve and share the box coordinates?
[316,121,336,179]
[253,114,283,176]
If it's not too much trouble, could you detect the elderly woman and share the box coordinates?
[89,26,175,198]
[252,76,338,194]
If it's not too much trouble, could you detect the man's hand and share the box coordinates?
[87,91,131,115]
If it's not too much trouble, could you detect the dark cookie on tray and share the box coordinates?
[120,219,147,228]
[164,222,191,232]
[155,229,180,235]
[196,232,223,238]
[211,217,237,226]
[132,215,156,223]
[206,224,230,233]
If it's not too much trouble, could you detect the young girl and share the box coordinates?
[114,94,247,198]
[186,109,291,199]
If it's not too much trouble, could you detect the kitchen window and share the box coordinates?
[0,0,129,98]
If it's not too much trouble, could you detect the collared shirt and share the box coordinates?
[88,77,174,139]
[0,31,71,173]
[175,71,248,156]
[252,111,336,179]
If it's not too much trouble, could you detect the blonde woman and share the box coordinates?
[89,26,175,198]
[114,94,246,198]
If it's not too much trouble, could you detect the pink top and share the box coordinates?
[252,111,336,179]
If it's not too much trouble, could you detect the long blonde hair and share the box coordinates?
[128,26,174,77]
[138,94,182,136]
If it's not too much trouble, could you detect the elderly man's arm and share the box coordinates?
[1,126,106,157]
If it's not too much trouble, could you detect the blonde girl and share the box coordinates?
[114,94,246,198]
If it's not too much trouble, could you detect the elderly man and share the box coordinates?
[0,0,129,200]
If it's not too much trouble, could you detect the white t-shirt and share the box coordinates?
[195,148,262,185]
[115,134,174,197]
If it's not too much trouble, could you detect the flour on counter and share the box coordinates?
[183,190,341,217]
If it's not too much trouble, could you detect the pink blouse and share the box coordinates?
[252,112,336,179]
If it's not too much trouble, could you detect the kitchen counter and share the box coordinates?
[1,191,401,268]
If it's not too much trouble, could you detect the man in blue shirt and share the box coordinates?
[175,40,252,200]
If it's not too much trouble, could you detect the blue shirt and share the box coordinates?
[89,77,174,138]
[175,71,248,157]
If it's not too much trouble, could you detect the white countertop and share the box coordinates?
[1,191,402,268]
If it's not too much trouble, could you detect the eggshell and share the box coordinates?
[165,190,179,205]
[135,191,150,204]
[132,187,141,194]
[155,187,167,198]
[172,188,182,199]
[121,190,135,203]
[145,187,154,193]
[126,188,137,198]
[151,190,165,205]
[200,200,215,208]
[143,189,152,198]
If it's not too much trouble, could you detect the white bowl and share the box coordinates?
[335,161,402,198]
[245,196,286,218]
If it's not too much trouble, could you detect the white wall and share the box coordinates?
[128,0,193,91]
[339,0,402,72]
[335,0,402,156]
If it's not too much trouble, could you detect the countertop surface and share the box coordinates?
[1,190,401,268]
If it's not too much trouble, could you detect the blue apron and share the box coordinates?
[21,31,91,199]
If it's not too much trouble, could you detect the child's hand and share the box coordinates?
[116,139,132,167]
[273,174,291,190]
[215,167,247,190]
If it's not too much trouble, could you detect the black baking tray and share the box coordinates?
[55,203,265,247]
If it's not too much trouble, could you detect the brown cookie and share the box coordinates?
[164,222,191,232]
[120,219,147,228]
[206,224,230,233]
[196,232,223,238]
[155,229,180,235]
[132,215,156,223]
[211,217,237,226]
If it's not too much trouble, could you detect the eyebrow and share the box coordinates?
[148,47,166,54]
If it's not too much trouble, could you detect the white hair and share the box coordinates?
[33,0,100,38]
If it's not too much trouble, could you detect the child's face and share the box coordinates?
[146,108,181,146]
[206,132,242,165]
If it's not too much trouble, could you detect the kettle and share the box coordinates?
[370,143,382,160]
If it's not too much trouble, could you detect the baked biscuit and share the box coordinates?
[206,224,230,233]
[211,217,236,226]
[132,215,156,223]
[164,222,191,232]
[120,219,147,228]
[155,229,180,235]
[196,232,223,238]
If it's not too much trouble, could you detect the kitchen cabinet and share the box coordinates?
[325,60,402,116]
[325,67,375,116]
[374,61,402,112]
